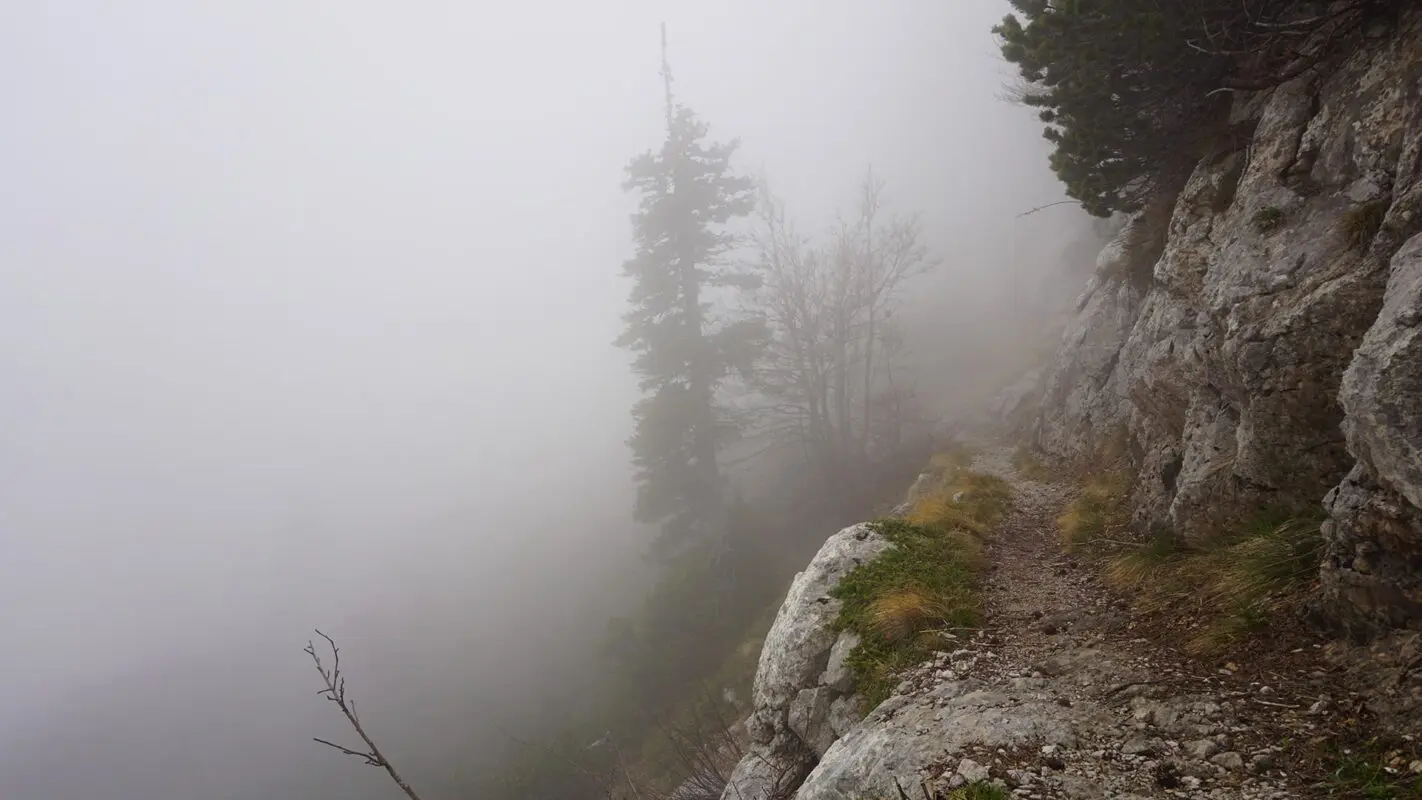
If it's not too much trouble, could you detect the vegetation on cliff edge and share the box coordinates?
[1055,457,1327,654]
[996,0,1401,216]
[833,461,1011,711]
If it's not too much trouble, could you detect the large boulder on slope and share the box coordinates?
[720,523,891,799]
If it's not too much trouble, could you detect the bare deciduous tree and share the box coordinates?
[646,684,745,800]
[739,173,936,503]
[304,630,425,800]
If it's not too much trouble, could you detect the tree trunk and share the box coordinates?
[861,303,875,462]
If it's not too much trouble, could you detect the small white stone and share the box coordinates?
[956,757,990,783]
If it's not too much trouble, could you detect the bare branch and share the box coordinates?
[304,630,425,800]
[742,172,937,495]
[1016,200,1080,218]
[312,736,383,766]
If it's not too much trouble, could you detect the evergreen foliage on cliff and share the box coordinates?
[996,0,1400,216]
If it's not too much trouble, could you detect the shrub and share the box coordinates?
[1344,199,1388,250]
[1253,206,1286,234]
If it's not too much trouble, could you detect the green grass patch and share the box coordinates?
[832,465,1011,712]
[949,783,1010,800]
[1318,737,1422,799]
[832,518,983,709]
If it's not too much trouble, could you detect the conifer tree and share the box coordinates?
[617,26,757,557]
[995,0,1392,216]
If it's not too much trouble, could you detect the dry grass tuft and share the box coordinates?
[870,588,960,643]
[1185,514,1326,653]
[928,443,980,474]
[909,466,1013,535]
[1056,440,1325,656]
[1011,444,1055,481]
[1093,427,1132,470]
[1058,470,1132,551]
[1103,531,1182,594]
[1087,511,1326,654]
[910,496,989,535]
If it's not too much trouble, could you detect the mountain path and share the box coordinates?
[913,438,1357,799]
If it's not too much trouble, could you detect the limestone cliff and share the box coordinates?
[1023,9,1422,635]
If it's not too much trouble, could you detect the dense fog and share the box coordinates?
[0,2,1095,798]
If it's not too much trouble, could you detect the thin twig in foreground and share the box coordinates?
[305,629,425,800]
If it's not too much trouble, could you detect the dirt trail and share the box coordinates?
[938,438,1363,799]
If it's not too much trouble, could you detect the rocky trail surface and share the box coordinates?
[797,439,1413,800]
[720,436,1422,800]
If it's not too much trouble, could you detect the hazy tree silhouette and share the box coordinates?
[617,25,758,559]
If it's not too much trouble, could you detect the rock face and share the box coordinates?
[1025,10,1422,629]
[1029,209,1161,464]
[719,523,890,800]
[795,676,1102,800]
[1325,233,1422,630]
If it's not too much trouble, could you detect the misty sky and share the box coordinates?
[0,2,1076,798]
